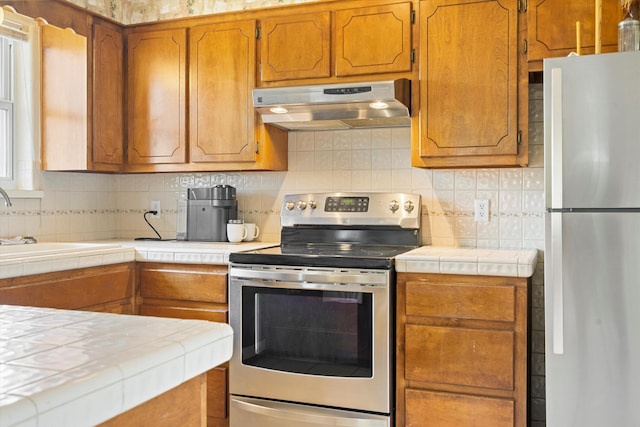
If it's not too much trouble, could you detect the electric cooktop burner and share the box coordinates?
[230,192,422,270]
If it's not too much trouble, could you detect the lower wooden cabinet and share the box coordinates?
[0,263,135,313]
[136,262,230,427]
[396,273,529,427]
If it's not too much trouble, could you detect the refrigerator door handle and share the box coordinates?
[551,212,564,354]
[550,67,564,210]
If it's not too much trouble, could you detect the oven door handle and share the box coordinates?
[229,267,387,285]
[231,397,388,426]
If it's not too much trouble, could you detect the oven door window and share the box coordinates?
[241,287,373,378]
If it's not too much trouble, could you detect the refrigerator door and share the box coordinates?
[545,211,640,426]
[544,52,640,210]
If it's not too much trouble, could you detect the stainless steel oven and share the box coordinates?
[228,192,421,427]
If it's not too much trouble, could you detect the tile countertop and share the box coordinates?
[0,240,279,279]
[0,304,233,427]
[395,246,539,278]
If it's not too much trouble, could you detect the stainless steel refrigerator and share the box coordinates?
[544,52,640,426]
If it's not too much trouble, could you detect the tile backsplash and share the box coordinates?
[0,86,544,249]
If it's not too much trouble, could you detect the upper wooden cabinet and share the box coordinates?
[92,21,124,170]
[527,0,619,70]
[258,1,414,84]
[125,19,287,172]
[190,20,257,163]
[413,0,528,168]
[126,28,187,166]
[0,2,124,172]
[260,12,331,82]
[335,2,413,77]
[40,21,88,171]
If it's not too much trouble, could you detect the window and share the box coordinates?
[0,36,14,180]
[0,10,39,190]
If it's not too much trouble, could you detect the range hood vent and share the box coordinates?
[253,79,411,131]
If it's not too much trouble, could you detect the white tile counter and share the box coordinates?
[395,246,539,278]
[0,240,279,279]
[0,305,233,427]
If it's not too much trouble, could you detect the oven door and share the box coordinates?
[228,264,392,415]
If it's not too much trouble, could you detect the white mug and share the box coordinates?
[243,223,260,242]
[227,223,247,243]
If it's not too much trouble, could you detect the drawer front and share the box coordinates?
[139,266,227,303]
[406,389,514,427]
[405,324,514,391]
[405,281,515,322]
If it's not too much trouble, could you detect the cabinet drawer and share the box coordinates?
[405,281,515,322]
[139,265,227,304]
[406,389,514,427]
[405,324,514,391]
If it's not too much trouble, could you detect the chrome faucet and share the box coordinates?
[0,186,12,207]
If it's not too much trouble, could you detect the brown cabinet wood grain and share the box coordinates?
[190,20,257,164]
[396,272,529,427]
[40,20,88,171]
[335,2,413,77]
[413,0,528,168]
[258,1,413,85]
[137,262,230,427]
[0,263,135,313]
[260,12,331,82]
[527,0,619,71]
[92,20,124,171]
[126,28,187,166]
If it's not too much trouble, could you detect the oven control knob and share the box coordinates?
[296,201,308,210]
[308,200,318,210]
[389,200,399,212]
[404,201,415,213]
[285,201,295,211]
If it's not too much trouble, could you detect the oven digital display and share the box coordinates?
[325,196,369,212]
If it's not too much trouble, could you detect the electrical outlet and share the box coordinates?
[474,199,489,222]
[151,200,161,218]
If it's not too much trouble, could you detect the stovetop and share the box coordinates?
[229,243,417,269]
[230,192,422,270]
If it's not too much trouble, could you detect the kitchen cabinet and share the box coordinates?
[412,0,528,168]
[92,20,124,170]
[335,2,413,77]
[125,19,287,172]
[396,272,529,427]
[0,263,135,313]
[258,1,413,84]
[527,0,619,71]
[126,28,187,166]
[136,262,229,427]
[1,1,124,172]
[259,12,331,82]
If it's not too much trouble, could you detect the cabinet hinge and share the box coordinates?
[517,131,522,148]
[523,39,528,55]
[411,10,416,24]
[411,49,416,63]
[256,26,261,40]
[518,0,527,13]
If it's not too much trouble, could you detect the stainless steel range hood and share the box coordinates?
[253,79,411,131]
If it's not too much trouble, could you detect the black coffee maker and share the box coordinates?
[186,185,238,241]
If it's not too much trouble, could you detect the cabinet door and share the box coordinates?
[528,0,619,68]
[335,2,413,77]
[190,21,257,163]
[92,21,123,171]
[40,22,88,171]
[416,0,525,167]
[127,28,187,165]
[260,12,331,82]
